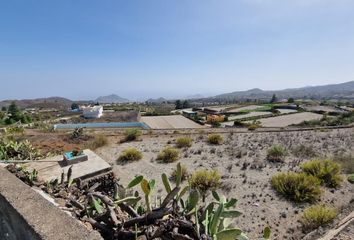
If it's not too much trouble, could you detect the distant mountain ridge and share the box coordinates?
[95,94,130,103]
[0,97,74,109]
[214,81,354,100]
[145,97,168,103]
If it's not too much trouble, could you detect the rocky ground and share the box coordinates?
[91,128,354,240]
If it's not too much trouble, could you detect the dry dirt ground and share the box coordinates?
[92,128,354,240]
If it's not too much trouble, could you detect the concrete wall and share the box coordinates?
[0,167,102,240]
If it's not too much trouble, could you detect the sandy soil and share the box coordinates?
[141,115,205,129]
[257,112,323,127]
[93,128,354,240]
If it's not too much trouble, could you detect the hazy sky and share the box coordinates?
[1,0,354,101]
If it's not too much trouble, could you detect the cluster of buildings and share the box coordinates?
[181,107,226,124]
[72,105,104,119]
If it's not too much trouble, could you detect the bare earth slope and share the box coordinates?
[95,128,354,240]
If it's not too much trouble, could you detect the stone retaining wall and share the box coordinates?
[0,167,102,240]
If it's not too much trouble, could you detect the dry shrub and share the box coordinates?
[301,205,337,230]
[123,129,141,142]
[333,153,354,174]
[267,145,287,162]
[170,164,189,182]
[300,159,342,188]
[88,135,108,149]
[207,134,223,145]
[247,124,258,131]
[176,137,192,148]
[157,147,179,163]
[271,172,322,202]
[292,145,317,158]
[190,169,221,193]
[117,148,142,162]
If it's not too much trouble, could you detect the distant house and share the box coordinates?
[182,110,197,118]
[82,106,103,119]
[203,107,220,115]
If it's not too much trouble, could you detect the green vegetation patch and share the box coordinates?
[271,172,322,203]
[0,138,41,160]
[156,147,180,163]
[301,205,337,230]
[117,148,143,162]
[175,137,193,148]
[190,169,221,194]
[347,174,354,184]
[207,134,223,145]
[300,159,342,188]
[123,128,141,142]
[267,145,287,162]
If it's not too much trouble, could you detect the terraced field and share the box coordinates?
[257,112,323,127]
[141,115,205,129]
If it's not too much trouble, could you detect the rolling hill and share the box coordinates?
[214,81,354,100]
[95,94,130,103]
[0,97,74,109]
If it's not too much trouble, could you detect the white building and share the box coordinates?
[82,106,103,119]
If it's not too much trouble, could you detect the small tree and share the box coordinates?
[287,98,295,103]
[8,102,21,120]
[270,94,277,103]
[182,100,190,109]
[175,100,183,109]
[71,102,79,110]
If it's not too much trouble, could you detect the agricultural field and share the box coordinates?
[141,115,205,129]
[91,128,354,239]
[228,111,271,120]
[226,105,268,113]
[256,112,323,127]
[277,109,297,114]
[304,105,346,113]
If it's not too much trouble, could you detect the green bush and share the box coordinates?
[117,148,142,162]
[301,205,337,230]
[347,174,354,184]
[175,137,192,148]
[170,164,189,182]
[333,153,354,174]
[190,169,221,194]
[300,159,343,188]
[267,145,287,162]
[247,123,258,131]
[123,129,141,142]
[0,138,41,160]
[5,125,25,135]
[156,147,180,163]
[207,134,223,145]
[271,172,322,202]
